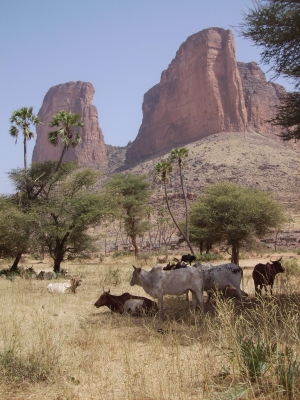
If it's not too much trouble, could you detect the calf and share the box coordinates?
[252,258,284,296]
[181,254,197,265]
[219,285,248,300]
[47,277,82,294]
[94,289,156,314]
[123,298,158,316]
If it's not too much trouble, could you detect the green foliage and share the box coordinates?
[105,174,152,256]
[276,346,300,397]
[189,181,286,263]
[238,334,276,379]
[9,106,42,174]
[239,0,300,141]
[48,111,84,172]
[197,252,224,262]
[0,197,39,260]
[112,250,132,258]
[103,268,122,286]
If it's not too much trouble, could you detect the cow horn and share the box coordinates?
[132,265,136,270]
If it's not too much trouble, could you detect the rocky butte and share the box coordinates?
[125,27,287,165]
[32,81,107,169]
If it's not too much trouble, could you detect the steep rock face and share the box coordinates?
[32,81,107,169]
[237,61,286,137]
[126,28,248,164]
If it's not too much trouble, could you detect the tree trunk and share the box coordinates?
[130,235,139,257]
[11,251,23,271]
[163,182,195,255]
[53,243,65,273]
[231,242,240,265]
[179,167,189,241]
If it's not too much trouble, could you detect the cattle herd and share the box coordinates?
[43,254,285,319]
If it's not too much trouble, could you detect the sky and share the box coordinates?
[0,0,296,195]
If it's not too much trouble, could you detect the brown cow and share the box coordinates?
[252,258,284,296]
[94,289,157,314]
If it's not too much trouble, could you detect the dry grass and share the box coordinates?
[0,254,300,399]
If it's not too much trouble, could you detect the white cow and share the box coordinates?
[47,277,82,294]
[130,265,204,318]
[194,262,245,301]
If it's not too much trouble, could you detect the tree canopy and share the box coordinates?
[189,182,286,264]
[239,0,300,141]
[105,173,152,256]
[9,107,42,177]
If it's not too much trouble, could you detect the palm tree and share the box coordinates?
[154,160,195,254]
[170,147,190,243]
[48,111,83,172]
[9,106,42,176]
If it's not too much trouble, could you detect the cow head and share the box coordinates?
[94,288,111,308]
[130,265,142,286]
[271,257,284,273]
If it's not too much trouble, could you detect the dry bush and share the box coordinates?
[0,255,299,399]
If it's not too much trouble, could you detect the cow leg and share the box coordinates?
[196,290,204,313]
[270,284,273,296]
[255,285,261,296]
[186,290,189,302]
[157,294,164,319]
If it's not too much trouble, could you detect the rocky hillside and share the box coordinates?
[125,28,288,165]
[104,130,300,221]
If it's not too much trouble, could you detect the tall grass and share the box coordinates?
[0,255,299,399]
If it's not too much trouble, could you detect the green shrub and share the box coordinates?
[112,250,131,258]
[197,252,224,262]
[276,346,300,398]
[0,348,52,383]
[103,268,122,285]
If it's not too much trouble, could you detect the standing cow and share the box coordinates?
[130,265,204,318]
[252,258,284,296]
[194,262,246,302]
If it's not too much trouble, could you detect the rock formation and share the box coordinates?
[126,27,286,164]
[32,81,107,169]
[237,61,286,138]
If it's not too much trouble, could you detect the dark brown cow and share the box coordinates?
[252,258,284,296]
[94,289,157,314]
[163,260,188,271]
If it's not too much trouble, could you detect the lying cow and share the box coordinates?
[47,277,82,294]
[181,254,197,265]
[123,298,158,316]
[94,289,157,314]
[252,258,284,296]
[130,265,204,318]
[218,285,248,300]
[194,262,245,302]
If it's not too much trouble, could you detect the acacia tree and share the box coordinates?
[48,111,83,172]
[239,0,300,140]
[9,107,42,187]
[189,182,286,264]
[154,160,195,254]
[37,168,108,272]
[105,173,152,257]
[0,197,39,270]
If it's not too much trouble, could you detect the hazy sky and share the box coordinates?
[0,0,295,195]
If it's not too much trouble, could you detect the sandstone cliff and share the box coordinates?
[237,61,286,137]
[32,81,107,169]
[125,28,286,164]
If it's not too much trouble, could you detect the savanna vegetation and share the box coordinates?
[2,3,300,394]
